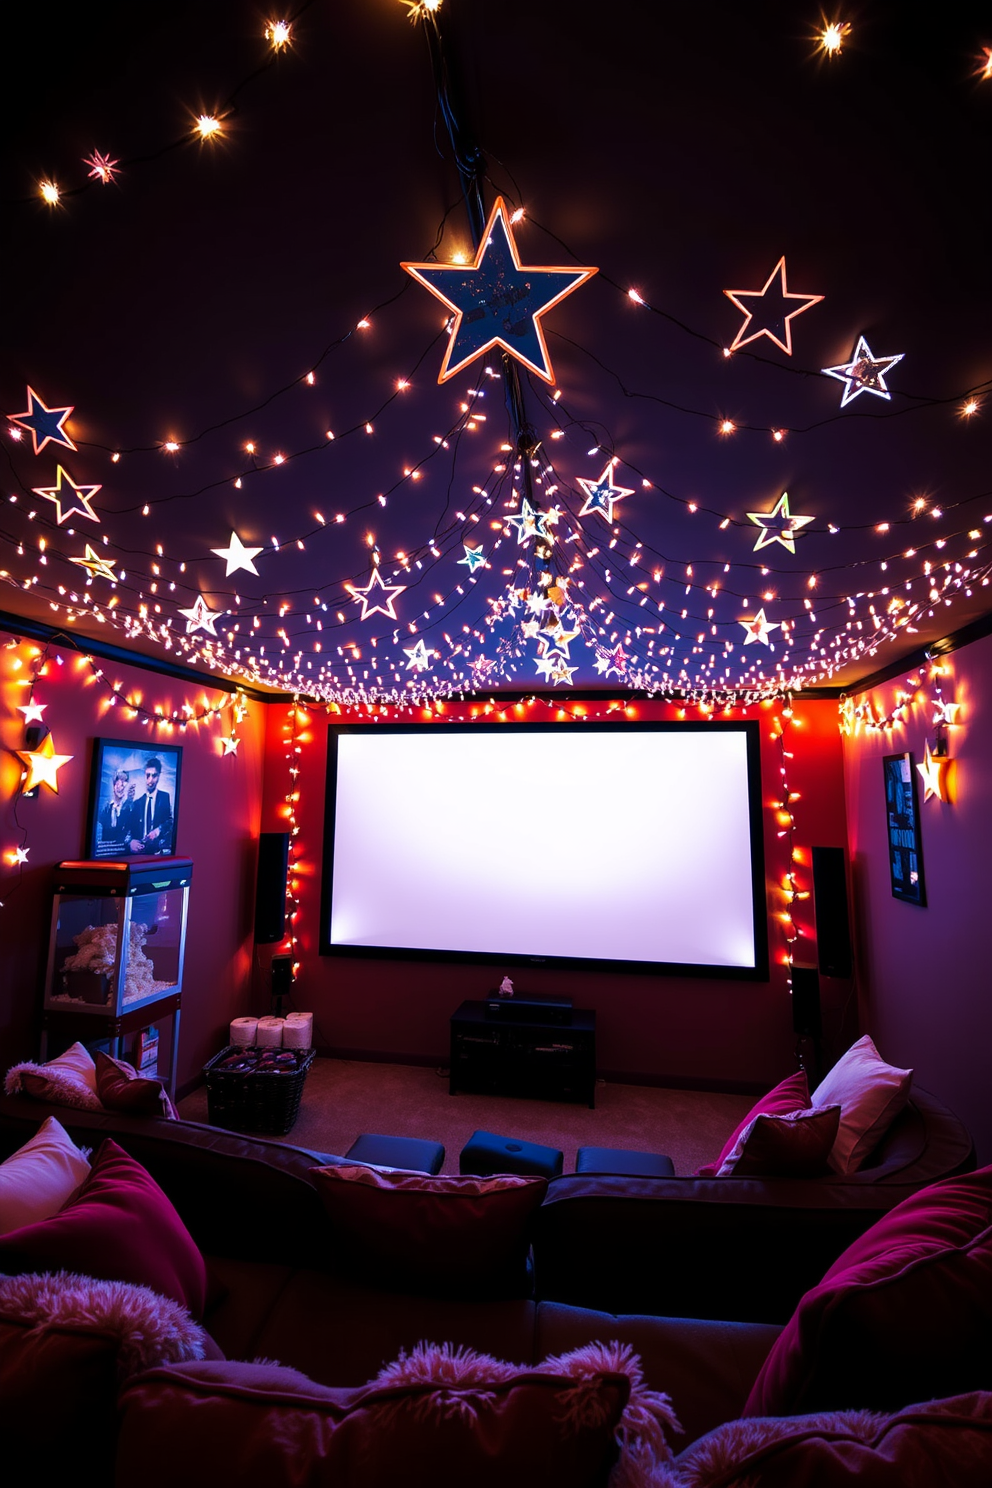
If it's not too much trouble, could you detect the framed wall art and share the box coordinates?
[882,751,926,907]
[85,739,183,860]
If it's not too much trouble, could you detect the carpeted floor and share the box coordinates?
[178,1057,756,1175]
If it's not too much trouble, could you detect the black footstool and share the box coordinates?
[459,1129,564,1179]
[345,1133,445,1174]
[574,1146,675,1177]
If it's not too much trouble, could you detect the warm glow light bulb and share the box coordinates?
[818,19,850,55]
[195,115,223,140]
[266,19,291,48]
[39,180,61,206]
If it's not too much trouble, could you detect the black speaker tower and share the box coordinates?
[791,962,822,1038]
[254,831,290,944]
[812,845,853,979]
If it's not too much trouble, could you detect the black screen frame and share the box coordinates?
[319,718,769,980]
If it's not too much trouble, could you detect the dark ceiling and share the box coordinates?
[2,0,990,701]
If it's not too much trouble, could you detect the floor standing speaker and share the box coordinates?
[812,845,853,979]
[254,831,290,944]
[791,962,822,1038]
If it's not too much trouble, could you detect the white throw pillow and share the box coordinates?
[811,1035,913,1174]
[0,1116,91,1235]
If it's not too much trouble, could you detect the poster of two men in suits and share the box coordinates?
[85,739,182,859]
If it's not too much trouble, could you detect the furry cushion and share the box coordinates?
[0,1269,209,1477]
[310,1163,548,1297]
[5,1041,103,1111]
[811,1035,913,1175]
[0,1116,91,1235]
[642,1393,992,1487]
[116,1339,680,1488]
[696,1071,810,1177]
[95,1049,178,1119]
[745,1165,992,1417]
[0,1138,208,1318]
[715,1104,841,1178]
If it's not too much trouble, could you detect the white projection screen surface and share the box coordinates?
[323,724,767,976]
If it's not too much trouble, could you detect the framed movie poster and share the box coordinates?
[85,739,183,860]
[882,751,926,907]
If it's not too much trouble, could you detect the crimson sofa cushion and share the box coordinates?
[0,1138,207,1317]
[94,1049,177,1119]
[0,1269,208,1478]
[716,1104,841,1178]
[745,1165,992,1416]
[696,1070,810,1176]
[310,1163,547,1297]
[116,1340,680,1488]
[811,1035,913,1174]
[669,1393,992,1487]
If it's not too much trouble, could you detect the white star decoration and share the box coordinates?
[179,596,221,635]
[746,492,814,554]
[576,459,635,525]
[348,568,407,621]
[17,701,47,724]
[70,546,117,581]
[222,736,240,755]
[506,497,556,545]
[917,741,946,803]
[212,531,263,576]
[457,544,486,572]
[821,336,904,407]
[404,639,433,672]
[739,608,779,646]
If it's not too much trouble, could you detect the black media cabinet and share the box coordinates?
[449,999,597,1108]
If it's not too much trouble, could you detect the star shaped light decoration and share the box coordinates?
[17,701,47,724]
[212,531,263,576]
[10,388,77,456]
[179,595,221,635]
[457,544,487,572]
[32,466,101,525]
[84,150,120,184]
[724,257,823,356]
[932,699,960,728]
[917,741,947,803]
[739,608,779,646]
[549,657,577,686]
[70,545,116,581]
[506,496,556,545]
[16,732,74,794]
[404,639,433,672]
[821,335,904,407]
[401,197,597,384]
[576,459,635,525]
[594,643,629,678]
[347,567,407,622]
[221,735,240,756]
[12,846,29,864]
[746,491,814,554]
[540,620,581,658]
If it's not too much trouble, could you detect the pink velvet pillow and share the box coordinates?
[0,1270,208,1479]
[716,1104,840,1177]
[697,1070,810,1177]
[673,1393,992,1488]
[116,1340,680,1488]
[745,1164,992,1417]
[5,1041,103,1111]
[94,1050,177,1119]
[310,1164,547,1297]
[0,1138,207,1318]
[811,1035,913,1174]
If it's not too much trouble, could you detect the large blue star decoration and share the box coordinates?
[821,335,904,407]
[402,197,597,384]
[10,387,77,456]
[576,459,635,524]
[457,543,487,572]
[32,466,101,525]
[746,491,814,554]
[724,257,823,356]
[347,567,407,621]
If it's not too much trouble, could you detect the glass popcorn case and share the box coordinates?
[44,858,193,1019]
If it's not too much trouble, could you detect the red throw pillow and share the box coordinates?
[0,1138,207,1318]
[696,1070,810,1176]
[310,1164,547,1297]
[94,1050,176,1119]
[716,1104,841,1177]
[116,1340,679,1488]
[674,1393,992,1488]
[745,1165,992,1417]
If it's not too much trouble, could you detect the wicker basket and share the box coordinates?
[203,1044,315,1135]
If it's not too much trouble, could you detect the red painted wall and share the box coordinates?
[260,694,851,1092]
[0,631,265,1087]
[842,632,992,1163]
